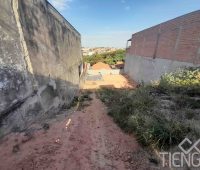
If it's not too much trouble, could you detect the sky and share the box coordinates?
[48,0,200,48]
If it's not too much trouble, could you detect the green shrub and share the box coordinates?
[159,67,200,93]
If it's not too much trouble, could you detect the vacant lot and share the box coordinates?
[83,74,136,89]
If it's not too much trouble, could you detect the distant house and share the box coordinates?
[92,62,111,70]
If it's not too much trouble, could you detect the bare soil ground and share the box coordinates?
[83,74,136,89]
[0,74,158,170]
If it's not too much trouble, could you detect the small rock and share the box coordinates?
[149,158,159,165]
[21,131,33,143]
[43,123,50,130]
[12,144,20,153]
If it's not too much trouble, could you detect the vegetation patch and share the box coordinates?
[98,67,200,150]
[158,67,200,96]
[83,49,125,66]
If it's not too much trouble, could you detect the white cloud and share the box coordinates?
[125,6,131,11]
[49,0,72,11]
[82,31,133,48]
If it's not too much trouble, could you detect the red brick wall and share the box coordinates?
[128,10,200,64]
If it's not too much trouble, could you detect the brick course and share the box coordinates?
[128,10,200,64]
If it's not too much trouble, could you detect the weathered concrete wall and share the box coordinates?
[0,0,33,119]
[0,0,82,135]
[125,10,200,83]
[125,55,195,83]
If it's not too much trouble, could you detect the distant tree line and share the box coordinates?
[83,49,125,66]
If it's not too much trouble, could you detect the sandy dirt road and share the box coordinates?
[82,74,136,89]
[0,93,157,170]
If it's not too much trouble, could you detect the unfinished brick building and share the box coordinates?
[125,10,200,83]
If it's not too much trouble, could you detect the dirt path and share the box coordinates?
[0,92,157,170]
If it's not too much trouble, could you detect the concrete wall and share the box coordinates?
[0,0,82,135]
[125,10,200,83]
[125,55,194,83]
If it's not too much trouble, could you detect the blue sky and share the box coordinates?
[49,0,200,48]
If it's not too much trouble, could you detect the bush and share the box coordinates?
[159,67,200,94]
